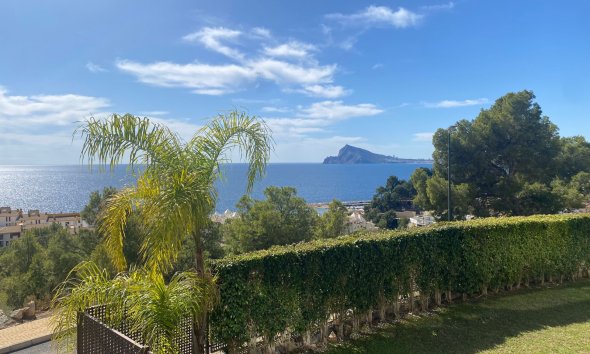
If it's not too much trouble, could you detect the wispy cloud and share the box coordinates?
[261,106,290,113]
[232,97,283,105]
[0,86,110,126]
[413,132,434,142]
[372,63,384,70]
[148,116,203,142]
[273,135,366,162]
[326,6,423,28]
[424,98,489,108]
[86,62,107,73]
[117,57,336,96]
[0,86,111,164]
[251,27,271,38]
[297,84,351,98]
[183,27,244,60]
[298,100,382,120]
[263,41,316,58]
[139,110,169,116]
[119,26,346,96]
[339,36,358,51]
[265,100,383,139]
[116,59,256,95]
[422,2,455,11]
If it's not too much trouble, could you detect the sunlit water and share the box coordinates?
[0,164,431,213]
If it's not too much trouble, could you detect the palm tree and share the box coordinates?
[53,111,272,352]
[80,110,272,274]
[52,261,217,354]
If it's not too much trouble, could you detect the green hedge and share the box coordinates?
[210,214,590,345]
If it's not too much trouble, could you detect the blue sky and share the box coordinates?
[1,0,589,164]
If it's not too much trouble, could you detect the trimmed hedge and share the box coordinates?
[210,214,590,347]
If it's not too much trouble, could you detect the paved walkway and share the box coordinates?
[11,341,52,354]
[0,317,53,354]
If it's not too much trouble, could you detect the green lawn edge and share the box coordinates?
[326,280,590,354]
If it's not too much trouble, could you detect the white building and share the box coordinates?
[0,207,21,227]
[409,215,436,227]
[0,225,22,247]
[0,207,88,247]
[345,210,378,233]
[47,213,82,234]
[210,210,238,224]
[20,210,49,226]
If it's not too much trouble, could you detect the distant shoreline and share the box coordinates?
[1,164,431,214]
[0,161,434,167]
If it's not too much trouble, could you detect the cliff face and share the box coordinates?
[323,145,432,164]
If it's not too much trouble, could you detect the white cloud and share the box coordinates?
[182,27,244,60]
[118,26,350,97]
[252,58,335,85]
[265,118,326,137]
[413,132,434,142]
[425,98,489,108]
[139,111,169,116]
[0,86,111,164]
[3,131,77,145]
[264,100,383,139]
[263,41,316,58]
[261,106,290,113]
[148,117,203,142]
[0,86,110,126]
[298,100,382,120]
[86,62,107,73]
[273,135,366,162]
[327,6,423,28]
[339,36,358,51]
[233,97,283,105]
[372,63,384,70]
[116,59,256,95]
[251,27,271,38]
[298,84,351,98]
[117,58,338,95]
[422,2,455,11]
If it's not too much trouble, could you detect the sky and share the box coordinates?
[1,0,589,164]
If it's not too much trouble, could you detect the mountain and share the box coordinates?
[323,145,432,164]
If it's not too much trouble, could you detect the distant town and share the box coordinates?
[0,207,87,248]
[1,201,439,249]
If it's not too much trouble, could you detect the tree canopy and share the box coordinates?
[413,90,590,218]
[80,187,117,226]
[223,186,318,254]
[364,176,415,229]
[315,200,349,239]
[0,225,97,308]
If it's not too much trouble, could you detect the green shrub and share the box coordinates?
[210,214,590,345]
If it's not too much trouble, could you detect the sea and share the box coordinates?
[0,164,431,213]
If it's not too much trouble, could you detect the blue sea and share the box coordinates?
[0,164,431,213]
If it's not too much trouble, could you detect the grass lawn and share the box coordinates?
[327,280,590,354]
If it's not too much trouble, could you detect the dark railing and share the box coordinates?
[77,311,150,354]
[78,306,226,354]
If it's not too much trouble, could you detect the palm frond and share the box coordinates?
[189,110,273,193]
[52,262,216,354]
[97,187,138,271]
[51,261,127,353]
[76,114,181,172]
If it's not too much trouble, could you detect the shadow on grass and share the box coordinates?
[327,280,590,354]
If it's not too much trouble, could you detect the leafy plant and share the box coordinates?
[52,261,216,354]
[209,214,590,346]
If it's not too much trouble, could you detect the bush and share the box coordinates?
[210,214,590,346]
